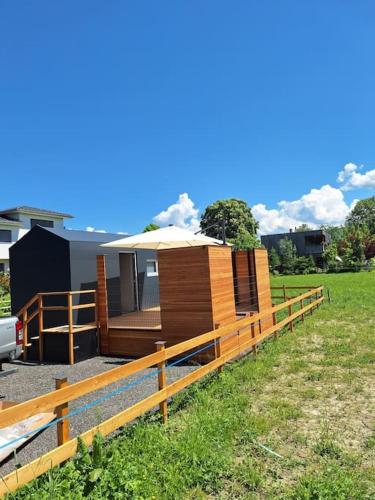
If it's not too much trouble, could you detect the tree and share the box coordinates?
[294,255,316,274]
[278,237,297,274]
[269,247,281,272]
[320,225,346,245]
[231,229,261,251]
[347,226,366,265]
[323,242,341,271]
[295,224,313,232]
[346,196,375,234]
[200,199,259,241]
[143,223,160,233]
[0,272,10,295]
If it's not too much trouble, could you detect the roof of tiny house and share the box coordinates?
[102,225,229,250]
[37,227,129,243]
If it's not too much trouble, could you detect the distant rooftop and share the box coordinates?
[0,206,73,219]
[261,229,327,238]
[0,216,22,226]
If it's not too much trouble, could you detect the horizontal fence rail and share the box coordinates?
[0,286,324,496]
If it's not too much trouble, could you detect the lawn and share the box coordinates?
[8,272,375,499]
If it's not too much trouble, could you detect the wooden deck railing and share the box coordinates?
[17,290,98,364]
[0,286,324,496]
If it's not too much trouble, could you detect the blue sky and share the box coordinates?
[0,1,374,235]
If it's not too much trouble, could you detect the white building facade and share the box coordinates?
[0,206,72,273]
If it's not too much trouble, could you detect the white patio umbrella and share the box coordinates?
[101,225,229,250]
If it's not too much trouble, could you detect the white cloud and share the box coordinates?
[153,193,200,232]
[253,184,353,234]
[153,163,369,238]
[86,226,107,233]
[337,162,375,191]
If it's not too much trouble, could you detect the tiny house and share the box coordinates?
[10,226,159,362]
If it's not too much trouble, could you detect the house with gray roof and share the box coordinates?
[0,206,73,272]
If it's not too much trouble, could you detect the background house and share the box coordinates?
[261,229,331,266]
[0,206,72,272]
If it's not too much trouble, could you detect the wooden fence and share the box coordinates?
[0,286,324,496]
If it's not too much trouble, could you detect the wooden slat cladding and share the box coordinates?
[158,246,236,354]
[231,249,273,332]
[233,251,251,308]
[108,329,162,357]
[252,248,273,330]
[208,246,237,327]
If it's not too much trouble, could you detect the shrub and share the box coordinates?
[0,273,10,296]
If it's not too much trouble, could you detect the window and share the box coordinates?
[30,219,54,229]
[146,259,158,277]
[0,263,4,273]
[0,230,11,242]
[304,235,323,245]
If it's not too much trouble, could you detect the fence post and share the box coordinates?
[251,321,257,357]
[272,311,279,339]
[327,288,331,304]
[155,341,168,423]
[94,290,100,355]
[214,323,223,374]
[283,285,293,331]
[282,284,287,302]
[38,294,44,362]
[22,309,28,361]
[55,376,70,446]
[68,293,74,365]
[300,299,304,323]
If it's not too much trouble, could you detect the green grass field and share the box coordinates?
[8,272,375,499]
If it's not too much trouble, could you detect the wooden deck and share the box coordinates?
[108,307,161,331]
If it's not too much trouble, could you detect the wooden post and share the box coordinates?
[68,293,74,365]
[38,295,44,362]
[289,308,293,331]
[96,255,109,355]
[23,309,28,361]
[155,341,168,423]
[94,290,99,354]
[55,376,70,446]
[284,286,293,331]
[215,323,223,374]
[300,299,305,323]
[251,321,257,357]
[272,311,279,339]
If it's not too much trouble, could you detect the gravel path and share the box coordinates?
[0,356,196,476]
